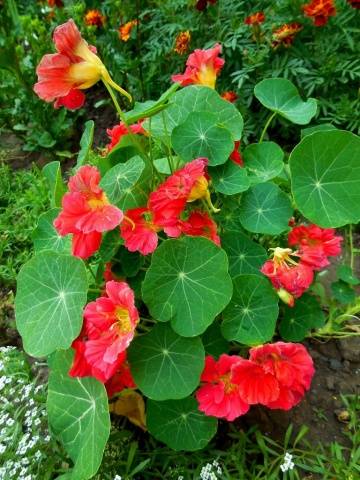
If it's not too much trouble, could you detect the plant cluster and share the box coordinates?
[13,18,360,480]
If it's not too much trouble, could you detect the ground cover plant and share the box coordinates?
[9,14,360,480]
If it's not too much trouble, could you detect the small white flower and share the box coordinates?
[6,418,15,427]
[0,443,6,454]
[113,476,122,480]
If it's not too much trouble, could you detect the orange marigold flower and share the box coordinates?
[119,19,138,42]
[244,12,265,25]
[174,31,191,55]
[221,91,238,103]
[302,0,336,26]
[272,22,303,48]
[84,10,105,28]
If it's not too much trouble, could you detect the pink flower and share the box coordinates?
[54,165,123,259]
[196,355,249,421]
[288,224,342,270]
[120,208,160,255]
[233,342,315,410]
[171,44,224,88]
[69,281,139,383]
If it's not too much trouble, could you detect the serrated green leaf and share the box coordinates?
[48,350,110,480]
[211,161,250,195]
[100,156,145,209]
[239,182,293,234]
[147,397,217,451]
[254,78,317,125]
[221,274,278,345]
[279,294,325,341]
[128,323,205,400]
[244,142,284,184]
[221,231,267,277]
[15,252,88,357]
[76,120,94,169]
[172,112,234,166]
[142,237,233,337]
[290,130,360,228]
[32,209,71,254]
[42,161,66,208]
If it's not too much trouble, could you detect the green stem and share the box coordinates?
[349,224,354,270]
[259,112,277,143]
[161,111,175,173]
[103,80,148,160]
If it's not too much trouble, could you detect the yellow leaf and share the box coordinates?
[109,390,146,431]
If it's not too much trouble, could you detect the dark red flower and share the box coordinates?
[180,211,220,246]
[302,0,336,26]
[244,12,265,25]
[229,141,244,167]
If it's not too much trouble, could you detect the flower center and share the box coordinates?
[115,307,132,334]
[198,66,217,89]
[219,372,237,394]
[188,176,209,202]
[87,192,109,210]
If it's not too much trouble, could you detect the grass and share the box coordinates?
[0,159,48,285]
[93,395,360,480]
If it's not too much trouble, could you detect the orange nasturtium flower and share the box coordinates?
[302,0,336,26]
[119,19,139,42]
[174,31,191,55]
[244,11,265,25]
[34,19,131,109]
[221,91,238,103]
[84,9,105,28]
[272,23,303,48]
[47,0,63,7]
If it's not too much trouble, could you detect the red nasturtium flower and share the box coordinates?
[148,158,211,232]
[288,224,343,270]
[272,23,303,48]
[119,20,138,42]
[229,140,244,167]
[174,31,191,55]
[244,12,265,25]
[105,356,136,398]
[302,0,336,26]
[120,208,161,256]
[196,355,250,421]
[69,281,139,383]
[54,165,123,259]
[34,19,131,109]
[106,121,145,152]
[84,9,105,28]
[180,211,221,246]
[232,342,315,410]
[171,44,224,88]
[48,0,63,7]
[221,91,238,103]
[261,247,314,306]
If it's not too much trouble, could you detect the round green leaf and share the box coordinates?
[171,112,234,166]
[290,130,360,227]
[279,294,325,341]
[149,85,243,142]
[201,322,229,358]
[221,231,267,277]
[211,161,250,195]
[147,397,217,451]
[244,142,284,184]
[331,280,356,304]
[15,252,88,357]
[128,323,205,400]
[142,237,233,336]
[48,350,110,479]
[254,78,317,125]
[239,182,293,234]
[337,265,360,286]
[221,274,279,345]
[100,156,145,208]
[32,209,71,254]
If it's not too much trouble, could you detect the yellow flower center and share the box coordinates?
[219,372,237,394]
[187,176,209,202]
[197,66,217,89]
[115,307,132,334]
[87,192,109,210]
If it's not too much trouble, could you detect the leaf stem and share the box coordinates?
[349,224,354,270]
[259,112,277,143]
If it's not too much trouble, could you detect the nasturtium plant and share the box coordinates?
[14,20,360,473]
